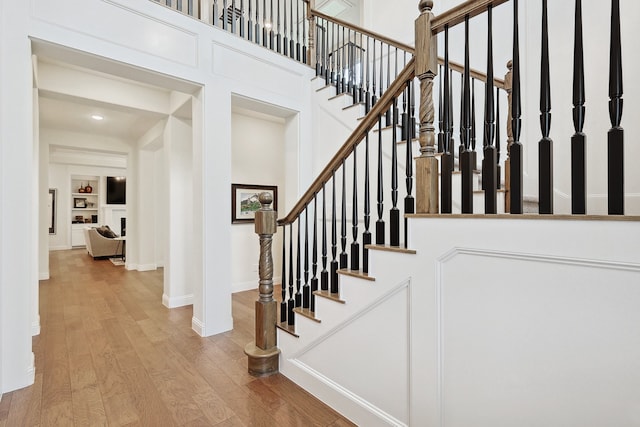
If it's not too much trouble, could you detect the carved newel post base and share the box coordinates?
[245,192,280,377]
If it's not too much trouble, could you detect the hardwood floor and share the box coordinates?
[0,249,355,427]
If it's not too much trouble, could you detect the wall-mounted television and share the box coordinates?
[106,176,126,205]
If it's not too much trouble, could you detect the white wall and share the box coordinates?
[231,111,287,292]
[0,0,315,393]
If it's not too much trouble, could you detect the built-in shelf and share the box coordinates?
[71,176,100,246]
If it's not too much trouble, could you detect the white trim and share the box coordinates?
[38,272,49,280]
[31,315,40,336]
[27,352,36,384]
[135,263,157,272]
[191,316,205,336]
[162,293,193,308]
[49,245,71,251]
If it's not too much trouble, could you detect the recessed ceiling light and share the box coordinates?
[91,114,104,121]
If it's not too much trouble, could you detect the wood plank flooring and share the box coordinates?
[0,249,355,427]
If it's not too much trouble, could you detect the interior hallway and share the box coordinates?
[0,249,354,426]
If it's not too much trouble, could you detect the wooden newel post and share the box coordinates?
[307,0,316,68]
[244,192,280,376]
[415,0,439,214]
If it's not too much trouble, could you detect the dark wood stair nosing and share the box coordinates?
[337,269,375,281]
[313,290,346,304]
[293,307,321,323]
[365,244,417,255]
[276,322,299,338]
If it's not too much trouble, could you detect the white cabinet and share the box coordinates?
[70,176,100,247]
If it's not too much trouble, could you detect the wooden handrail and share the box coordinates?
[431,0,510,35]
[278,58,417,226]
[309,8,415,54]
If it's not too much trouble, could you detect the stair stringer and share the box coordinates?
[278,251,420,426]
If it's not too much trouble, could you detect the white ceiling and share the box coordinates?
[38,90,167,141]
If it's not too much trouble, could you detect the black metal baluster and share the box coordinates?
[330,172,339,294]
[287,224,295,325]
[461,15,473,214]
[262,0,268,47]
[376,114,385,244]
[276,0,281,52]
[390,95,400,247]
[438,66,444,153]
[295,216,302,307]
[302,2,307,64]
[351,147,359,270]
[459,73,464,171]
[315,20,321,75]
[311,196,318,312]
[404,81,414,248]
[321,183,329,291]
[471,78,477,171]
[410,72,416,140]
[372,40,377,106]
[510,0,523,214]
[496,87,501,190]
[385,44,392,126]
[365,36,371,113]
[358,33,364,104]
[449,69,454,157]
[608,0,624,215]
[539,0,553,214]
[188,0,193,16]
[239,0,245,38]
[283,0,288,56]
[340,160,348,268]
[269,0,274,49]
[289,0,295,58]
[350,30,356,104]
[379,42,384,107]
[393,48,399,125]
[336,27,342,92]
[213,0,219,27]
[363,134,371,273]
[296,0,301,61]
[483,4,497,214]
[441,25,453,213]
[571,0,586,214]
[302,206,310,309]
[402,73,409,142]
[341,26,346,93]
[281,225,287,322]
[255,0,261,44]
[323,20,329,84]
[248,0,253,41]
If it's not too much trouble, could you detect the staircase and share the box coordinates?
[154,0,640,425]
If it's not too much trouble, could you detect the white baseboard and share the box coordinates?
[49,245,71,251]
[32,315,40,336]
[192,317,205,336]
[232,276,281,294]
[27,352,36,383]
[39,271,50,281]
[136,263,157,272]
[162,293,193,309]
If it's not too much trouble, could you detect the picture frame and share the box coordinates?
[48,189,57,234]
[74,197,87,208]
[231,183,277,224]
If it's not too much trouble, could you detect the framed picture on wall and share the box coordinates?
[231,184,278,223]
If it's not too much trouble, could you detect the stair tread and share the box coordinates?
[473,188,506,194]
[276,322,299,337]
[328,92,352,101]
[313,290,346,304]
[337,269,375,281]
[293,307,321,323]
[365,244,417,254]
[342,101,365,111]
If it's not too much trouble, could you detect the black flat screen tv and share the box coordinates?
[106,176,126,205]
